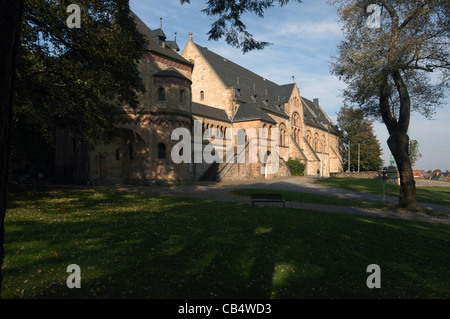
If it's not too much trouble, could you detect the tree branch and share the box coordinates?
[399,0,429,29]
[379,72,397,135]
[391,69,411,133]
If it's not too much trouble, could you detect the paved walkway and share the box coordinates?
[105,176,450,225]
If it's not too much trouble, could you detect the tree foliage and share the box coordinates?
[286,158,306,176]
[408,139,422,167]
[337,104,383,171]
[330,0,449,119]
[1,0,147,297]
[181,0,302,53]
[330,0,449,209]
[15,0,146,145]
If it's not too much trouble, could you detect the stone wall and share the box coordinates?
[330,171,381,179]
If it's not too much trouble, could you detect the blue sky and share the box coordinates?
[130,0,449,171]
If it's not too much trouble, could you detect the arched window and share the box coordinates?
[158,143,166,159]
[261,124,267,140]
[200,90,205,100]
[306,130,312,146]
[292,112,300,127]
[314,133,320,152]
[279,124,287,146]
[158,87,166,101]
[237,129,247,145]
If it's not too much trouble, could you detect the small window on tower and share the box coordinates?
[158,87,166,101]
[200,90,204,100]
[158,143,166,159]
[180,90,185,103]
[129,144,133,160]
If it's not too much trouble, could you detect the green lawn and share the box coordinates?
[316,178,450,206]
[3,189,450,298]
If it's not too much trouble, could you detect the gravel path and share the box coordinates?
[104,176,450,225]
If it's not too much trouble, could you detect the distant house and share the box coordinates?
[413,169,424,178]
[444,170,450,181]
[431,169,447,181]
[421,170,432,179]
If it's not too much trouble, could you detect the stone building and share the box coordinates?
[182,33,343,179]
[55,13,342,184]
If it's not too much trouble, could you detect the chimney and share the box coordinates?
[313,98,319,106]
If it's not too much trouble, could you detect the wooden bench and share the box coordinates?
[251,193,285,207]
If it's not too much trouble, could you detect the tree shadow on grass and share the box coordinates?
[3,189,450,298]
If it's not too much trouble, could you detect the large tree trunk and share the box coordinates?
[387,130,418,210]
[0,0,24,297]
[379,69,419,211]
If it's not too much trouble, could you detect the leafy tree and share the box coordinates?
[337,104,383,171]
[330,0,449,210]
[408,139,422,167]
[0,0,146,296]
[181,0,302,53]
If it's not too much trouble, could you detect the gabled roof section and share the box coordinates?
[232,103,277,124]
[301,97,339,134]
[153,67,191,83]
[131,11,192,66]
[191,103,231,123]
[193,43,292,118]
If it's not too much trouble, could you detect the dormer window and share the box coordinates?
[264,99,269,106]
[251,95,257,102]
[235,88,241,97]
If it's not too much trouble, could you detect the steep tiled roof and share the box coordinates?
[191,102,231,122]
[153,68,191,83]
[131,12,192,66]
[301,97,339,134]
[232,102,277,124]
[193,43,291,119]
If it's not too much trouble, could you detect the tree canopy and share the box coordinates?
[330,0,449,209]
[1,0,147,297]
[181,0,302,53]
[337,104,383,172]
[16,0,146,145]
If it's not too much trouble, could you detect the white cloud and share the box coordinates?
[265,20,342,39]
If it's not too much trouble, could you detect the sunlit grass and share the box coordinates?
[316,178,450,206]
[3,188,450,298]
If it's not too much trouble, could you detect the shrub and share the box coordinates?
[287,158,306,176]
